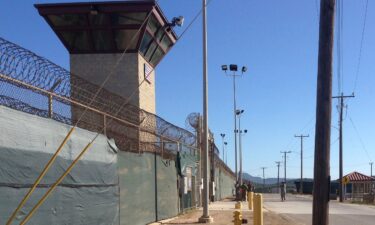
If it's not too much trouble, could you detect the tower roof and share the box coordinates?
[343,171,374,183]
[35,1,178,66]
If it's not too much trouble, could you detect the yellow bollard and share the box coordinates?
[233,210,242,225]
[253,194,263,225]
[247,192,254,210]
[235,201,242,210]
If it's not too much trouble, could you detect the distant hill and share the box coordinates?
[242,172,297,185]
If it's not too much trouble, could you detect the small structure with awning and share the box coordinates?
[342,171,375,201]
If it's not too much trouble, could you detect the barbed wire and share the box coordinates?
[0,37,196,152]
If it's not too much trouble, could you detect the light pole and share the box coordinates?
[261,167,267,192]
[220,133,225,161]
[221,64,247,185]
[224,141,228,164]
[199,0,212,222]
[275,161,281,193]
[236,109,246,185]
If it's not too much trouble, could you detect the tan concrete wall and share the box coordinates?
[70,53,154,110]
[70,53,156,151]
[138,54,156,114]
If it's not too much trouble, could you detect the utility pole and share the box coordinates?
[199,0,212,222]
[332,93,354,202]
[261,167,267,191]
[313,1,336,225]
[281,151,291,183]
[275,161,281,193]
[370,162,373,177]
[295,134,309,194]
[220,133,225,162]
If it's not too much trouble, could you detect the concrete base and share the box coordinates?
[198,216,214,223]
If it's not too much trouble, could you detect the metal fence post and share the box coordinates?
[48,94,53,118]
[103,114,107,136]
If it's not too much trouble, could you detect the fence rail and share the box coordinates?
[0,37,236,178]
[0,37,196,157]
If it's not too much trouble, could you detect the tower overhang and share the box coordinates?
[35,0,178,67]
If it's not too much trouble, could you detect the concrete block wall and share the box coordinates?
[70,53,155,114]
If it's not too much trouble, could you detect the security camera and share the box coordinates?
[169,16,184,28]
[173,16,184,27]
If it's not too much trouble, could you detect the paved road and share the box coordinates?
[263,193,375,225]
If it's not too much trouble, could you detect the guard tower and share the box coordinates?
[35,1,177,115]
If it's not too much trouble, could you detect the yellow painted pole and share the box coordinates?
[20,140,93,225]
[235,201,242,210]
[248,191,254,210]
[233,210,242,225]
[6,127,75,225]
[253,194,263,225]
[253,194,258,225]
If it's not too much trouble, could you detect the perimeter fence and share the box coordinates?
[0,37,196,158]
[0,37,236,181]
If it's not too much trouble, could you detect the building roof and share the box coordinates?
[35,1,177,67]
[343,171,375,183]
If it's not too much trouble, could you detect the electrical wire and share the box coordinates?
[353,0,369,93]
[336,0,343,97]
[348,115,372,162]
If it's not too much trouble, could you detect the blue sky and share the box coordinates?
[1,0,374,180]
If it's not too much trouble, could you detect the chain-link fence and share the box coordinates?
[0,37,196,158]
[0,36,236,187]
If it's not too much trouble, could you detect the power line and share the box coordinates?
[336,0,344,95]
[353,0,370,93]
[348,116,372,161]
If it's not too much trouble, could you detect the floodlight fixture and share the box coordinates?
[221,65,228,71]
[236,109,244,115]
[229,64,238,72]
[220,133,225,138]
[244,129,248,133]
[242,66,247,73]
[224,142,228,145]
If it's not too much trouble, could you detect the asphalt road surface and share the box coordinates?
[263,193,375,225]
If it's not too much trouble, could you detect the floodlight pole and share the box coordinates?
[220,133,225,162]
[236,110,245,186]
[224,142,228,164]
[233,74,239,183]
[199,0,213,222]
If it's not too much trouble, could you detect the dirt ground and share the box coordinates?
[162,209,295,225]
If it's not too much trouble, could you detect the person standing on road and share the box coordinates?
[280,182,286,202]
